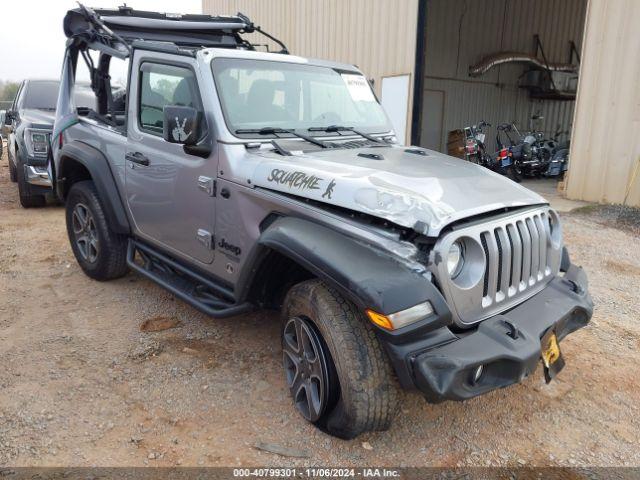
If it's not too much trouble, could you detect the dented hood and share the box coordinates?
[251,146,546,236]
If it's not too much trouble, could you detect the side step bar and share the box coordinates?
[126,239,253,318]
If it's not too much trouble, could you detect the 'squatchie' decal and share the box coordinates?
[267,169,323,191]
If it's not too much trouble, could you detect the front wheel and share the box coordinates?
[8,156,17,183]
[65,180,129,281]
[282,280,399,439]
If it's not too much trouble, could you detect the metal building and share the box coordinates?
[203,0,640,207]
[564,0,640,206]
[419,0,585,153]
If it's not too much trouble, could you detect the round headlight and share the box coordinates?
[447,241,464,278]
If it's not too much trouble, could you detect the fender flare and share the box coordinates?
[57,141,131,235]
[257,216,448,316]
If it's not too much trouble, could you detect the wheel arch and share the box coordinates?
[57,141,131,235]
[241,246,316,309]
[243,216,438,316]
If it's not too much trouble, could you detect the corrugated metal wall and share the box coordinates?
[203,0,420,143]
[420,0,587,152]
[565,0,640,206]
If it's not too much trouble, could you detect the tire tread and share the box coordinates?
[283,280,399,438]
[66,180,128,281]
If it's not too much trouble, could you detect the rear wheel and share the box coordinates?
[282,279,399,439]
[505,165,522,183]
[16,159,45,208]
[66,180,129,281]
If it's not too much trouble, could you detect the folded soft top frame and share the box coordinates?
[58,4,289,136]
[63,3,289,58]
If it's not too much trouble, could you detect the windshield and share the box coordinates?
[22,81,97,111]
[212,58,391,136]
[23,81,59,110]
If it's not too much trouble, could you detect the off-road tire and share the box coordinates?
[66,180,129,281]
[8,156,17,183]
[282,279,399,439]
[16,159,45,208]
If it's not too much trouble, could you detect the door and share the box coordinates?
[126,59,216,264]
[381,74,411,144]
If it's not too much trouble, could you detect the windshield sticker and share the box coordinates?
[267,169,323,191]
[341,74,376,102]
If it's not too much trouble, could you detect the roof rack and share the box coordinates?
[63,3,289,57]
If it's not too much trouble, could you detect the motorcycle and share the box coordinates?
[496,123,551,179]
[462,120,521,182]
[463,120,493,167]
[542,128,571,178]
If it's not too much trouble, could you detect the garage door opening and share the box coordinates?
[413,0,587,186]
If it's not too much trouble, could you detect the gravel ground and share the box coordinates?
[1,148,639,467]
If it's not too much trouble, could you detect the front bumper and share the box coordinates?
[384,262,592,402]
[24,165,52,188]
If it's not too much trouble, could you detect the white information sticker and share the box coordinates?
[341,74,376,102]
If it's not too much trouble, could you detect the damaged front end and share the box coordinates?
[369,206,592,402]
[411,262,591,401]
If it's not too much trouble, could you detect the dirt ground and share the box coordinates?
[1,147,639,468]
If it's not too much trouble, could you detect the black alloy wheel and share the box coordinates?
[282,316,332,422]
[71,202,100,264]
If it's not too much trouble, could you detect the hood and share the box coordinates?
[19,109,56,129]
[251,146,546,236]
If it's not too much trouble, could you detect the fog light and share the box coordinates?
[472,365,484,384]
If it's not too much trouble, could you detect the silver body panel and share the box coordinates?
[124,49,219,265]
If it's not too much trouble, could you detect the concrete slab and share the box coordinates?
[521,178,591,212]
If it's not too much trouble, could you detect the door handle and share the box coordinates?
[125,152,150,166]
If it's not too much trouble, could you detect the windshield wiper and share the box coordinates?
[307,125,384,144]
[235,127,328,149]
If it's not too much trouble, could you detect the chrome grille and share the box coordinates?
[479,211,552,307]
[431,207,562,326]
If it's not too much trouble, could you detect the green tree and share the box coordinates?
[0,81,20,103]
[154,77,179,103]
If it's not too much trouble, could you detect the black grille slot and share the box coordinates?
[506,226,515,287]
[516,221,526,282]
[480,232,490,297]
[494,229,503,294]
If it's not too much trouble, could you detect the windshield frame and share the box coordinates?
[210,57,393,141]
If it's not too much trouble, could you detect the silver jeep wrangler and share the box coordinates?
[52,5,592,438]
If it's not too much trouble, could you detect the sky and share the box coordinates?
[0,0,202,82]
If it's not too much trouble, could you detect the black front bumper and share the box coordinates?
[382,263,592,402]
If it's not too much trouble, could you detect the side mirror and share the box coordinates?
[163,105,199,146]
[4,111,14,125]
